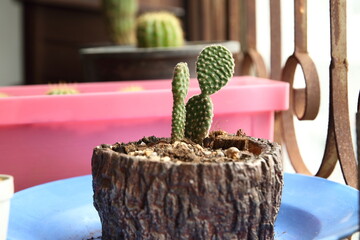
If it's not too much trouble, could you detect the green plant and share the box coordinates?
[47,85,79,95]
[171,62,190,142]
[136,11,184,48]
[171,45,235,144]
[102,0,138,45]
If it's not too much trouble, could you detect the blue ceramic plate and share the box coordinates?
[7,173,359,240]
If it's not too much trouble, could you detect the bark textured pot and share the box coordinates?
[80,41,240,82]
[0,175,14,240]
[92,133,283,239]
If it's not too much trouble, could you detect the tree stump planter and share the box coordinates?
[92,131,283,240]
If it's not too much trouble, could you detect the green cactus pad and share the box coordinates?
[171,62,190,142]
[184,94,213,144]
[172,62,190,101]
[136,11,184,48]
[196,45,235,95]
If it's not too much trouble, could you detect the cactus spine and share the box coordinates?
[171,62,190,142]
[136,11,184,48]
[102,0,138,45]
[170,45,235,144]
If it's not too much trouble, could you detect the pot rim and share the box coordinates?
[80,40,240,59]
[94,136,280,168]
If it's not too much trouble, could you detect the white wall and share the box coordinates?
[0,0,22,86]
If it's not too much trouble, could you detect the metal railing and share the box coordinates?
[186,0,358,189]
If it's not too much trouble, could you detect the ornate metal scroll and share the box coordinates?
[318,0,358,188]
[280,0,321,174]
[269,0,283,144]
[279,0,358,189]
[239,0,267,77]
[186,0,359,188]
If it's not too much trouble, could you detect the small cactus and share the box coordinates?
[47,85,79,95]
[184,45,234,143]
[102,0,138,45]
[171,62,190,142]
[136,11,184,48]
[170,45,235,144]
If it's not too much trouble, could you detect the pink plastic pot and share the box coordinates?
[0,76,288,191]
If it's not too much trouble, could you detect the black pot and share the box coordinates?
[80,41,240,82]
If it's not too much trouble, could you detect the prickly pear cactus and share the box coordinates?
[171,62,190,142]
[102,0,138,45]
[136,11,184,48]
[47,85,79,95]
[184,45,234,143]
[184,94,213,144]
[170,45,234,144]
[196,45,235,95]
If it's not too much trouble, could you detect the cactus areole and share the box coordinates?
[92,45,284,240]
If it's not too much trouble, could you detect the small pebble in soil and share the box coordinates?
[215,149,225,157]
[194,144,203,151]
[179,142,190,150]
[161,156,171,162]
[144,149,153,157]
[137,156,147,160]
[225,147,241,159]
[203,150,212,156]
[113,135,256,163]
[173,141,180,147]
[150,155,161,161]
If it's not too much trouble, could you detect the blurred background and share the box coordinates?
[0,0,359,184]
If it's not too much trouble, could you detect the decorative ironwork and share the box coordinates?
[280,0,321,174]
[185,0,358,189]
[279,0,358,189]
[239,0,267,77]
[322,0,357,188]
